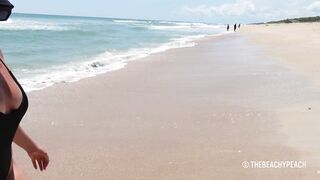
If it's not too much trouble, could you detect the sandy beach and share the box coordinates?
[242,23,320,85]
[242,23,320,175]
[13,23,320,179]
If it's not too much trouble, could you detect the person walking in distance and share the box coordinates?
[234,24,237,31]
[227,24,230,31]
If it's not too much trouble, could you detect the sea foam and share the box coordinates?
[20,34,208,92]
[0,14,226,92]
[0,19,74,31]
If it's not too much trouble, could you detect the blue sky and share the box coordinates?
[12,0,320,23]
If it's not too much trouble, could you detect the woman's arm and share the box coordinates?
[13,126,39,152]
[14,126,49,171]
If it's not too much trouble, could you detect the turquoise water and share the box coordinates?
[0,13,226,91]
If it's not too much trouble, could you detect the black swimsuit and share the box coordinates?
[0,58,28,180]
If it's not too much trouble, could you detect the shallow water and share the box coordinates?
[0,13,226,92]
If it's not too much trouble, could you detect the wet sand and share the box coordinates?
[13,28,320,179]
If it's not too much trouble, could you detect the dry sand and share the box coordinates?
[242,23,320,85]
[242,23,320,169]
[12,25,320,179]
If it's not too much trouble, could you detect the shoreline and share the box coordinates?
[21,33,226,93]
[13,25,320,179]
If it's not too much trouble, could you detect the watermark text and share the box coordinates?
[242,160,307,169]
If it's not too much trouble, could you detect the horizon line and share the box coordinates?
[12,12,217,24]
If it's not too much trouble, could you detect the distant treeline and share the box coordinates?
[267,16,320,24]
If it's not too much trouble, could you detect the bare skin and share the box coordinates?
[0,50,49,180]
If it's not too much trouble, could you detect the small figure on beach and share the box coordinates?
[238,24,241,29]
[234,24,237,31]
[227,24,230,31]
[0,0,50,179]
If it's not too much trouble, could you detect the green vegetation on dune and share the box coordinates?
[267,16,320,24]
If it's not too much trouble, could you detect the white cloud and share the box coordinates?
[182,1,256,17]
[177,0,320,23]
[307,1,320,12]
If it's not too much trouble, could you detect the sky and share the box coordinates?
[11,0,320,23]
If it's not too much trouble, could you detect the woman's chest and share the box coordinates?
[0,67,23,114]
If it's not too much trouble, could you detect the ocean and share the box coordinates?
[0,13,226,92]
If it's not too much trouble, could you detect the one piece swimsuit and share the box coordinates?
[0,57,28,180]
